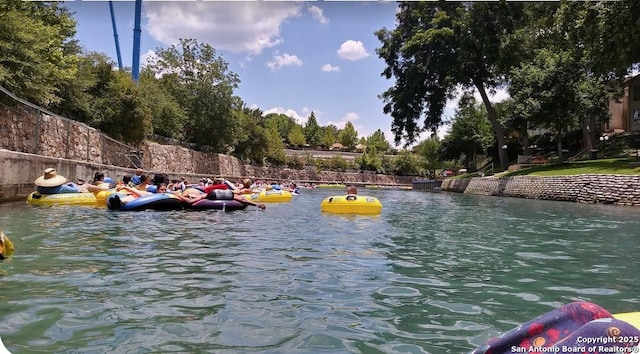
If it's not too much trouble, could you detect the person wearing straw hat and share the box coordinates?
[34,168,79,194]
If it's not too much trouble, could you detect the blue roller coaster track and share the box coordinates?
[109,0,142,82]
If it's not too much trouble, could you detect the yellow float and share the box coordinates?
[0,231,15,258]
[614,312,640,329]
[320,195,382,215]
[243,190,292,203]
[26,190,115,206]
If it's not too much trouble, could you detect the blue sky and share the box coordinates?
[62,1,497,146]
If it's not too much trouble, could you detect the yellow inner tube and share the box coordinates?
[321,195,382,215]
[26,190,115,206]
[613,312,640,329]
[243,190,292,203]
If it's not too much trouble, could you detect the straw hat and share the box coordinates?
[34,168,67,187]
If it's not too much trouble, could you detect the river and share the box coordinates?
[1,188,639,353]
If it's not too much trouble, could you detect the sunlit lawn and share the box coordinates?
[502,158,640,176]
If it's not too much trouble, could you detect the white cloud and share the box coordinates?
[343,112,359,122]
[321,63,341,73]
[267,53,302,71]
[140,50,157,67]
[144,2,302,55]
[337,40,370,61]
[308,5,328,24]
[326,112,359,130]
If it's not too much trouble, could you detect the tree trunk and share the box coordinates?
[475,82,508,170]
[556,130,564,164]
[522,128,531,155]
[581,116,593,151]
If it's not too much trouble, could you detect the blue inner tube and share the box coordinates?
[186,199,247,211]
[107,193,183,211]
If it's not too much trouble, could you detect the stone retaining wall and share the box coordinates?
[137,142,413,185]
[0,101,413,201]
[441,175,640,206]
[0,104,135,167]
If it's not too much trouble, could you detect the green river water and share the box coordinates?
[1,188,639,353]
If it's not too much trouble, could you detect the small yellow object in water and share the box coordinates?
[0,231,15,258]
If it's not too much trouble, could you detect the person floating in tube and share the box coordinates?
[178,188,266,210]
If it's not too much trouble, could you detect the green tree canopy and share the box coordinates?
[376,1,536,169]
[90,70,151,143]
[231,106,269,164]
[415,137,443,178]
[320,125,338,148]
[440,94,494,168]
[338,121,358,150]
[49,51,111,123]
[0,0,79,105]
[287,123,306,147]
[264,113,296,143]
[366,129,390,154]
[304,112,322,147]
[139,67,187,139]
[148,38,239,152]
[264,125,286,165]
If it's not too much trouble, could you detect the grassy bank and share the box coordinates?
[501,158,640,177]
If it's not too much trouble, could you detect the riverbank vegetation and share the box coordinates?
[377,1,639,173]
[1,1,638,179]
[502,159,640,177]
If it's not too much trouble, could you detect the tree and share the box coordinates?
[264,113,296,143]
[304,112,322,147]
[549,1,633,151]
[148,38,239,152]
[287,124,306,147]
[376,1,533,169]
[556,0,640,81]
[507,1,619,162]
[231,106,269,164]
[0,0,79,105]
[320,125,338,148]
[440,94,494,169]
[415,137,443,178]
[49,51,110,123]
[394,150,423,176]
[355,152,377,172]
[264,125,286,165]
[138,67,187,139]
[510,49,583,163]
[366,129,390,154]
[338,121,358,150]
[90,70,151,143]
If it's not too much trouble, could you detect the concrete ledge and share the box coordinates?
[441,174,640,206]
[0,149,141,202]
